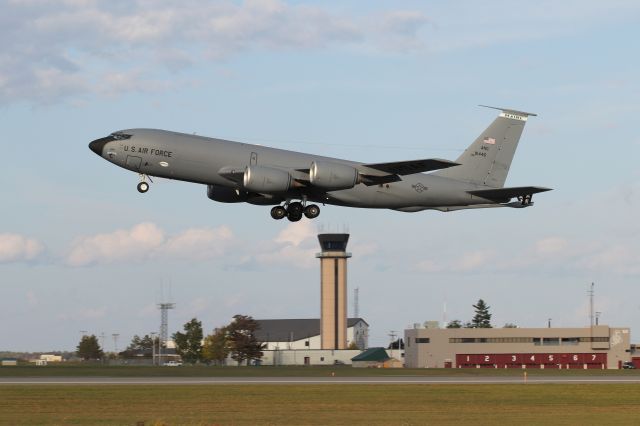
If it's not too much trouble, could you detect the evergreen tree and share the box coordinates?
[227,315,265,366]
[446,320,462,328]
[202,327,230,365]
[173,318,204,363]
[471,299,492,328]
[76,335,104,360]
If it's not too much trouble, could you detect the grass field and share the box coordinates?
[1,384,640,425]
[2,364,640,377]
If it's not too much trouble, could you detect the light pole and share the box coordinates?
[150,332,158,366]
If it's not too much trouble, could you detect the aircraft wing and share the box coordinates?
[360,158,459,176]
[467,186,552,202]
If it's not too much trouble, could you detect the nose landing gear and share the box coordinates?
[136,174,152,193]
[270,201,321,221]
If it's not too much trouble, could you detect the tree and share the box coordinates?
[503,323,518,328]
[471,299,492,328]
[126,334,156,352]
[446,320,462,328]
[387,338,404,350]
[347,341,359,350]
[173,318,204,363]
[227,315,265,366]
[76,335,104,360]
[202,327,230,365]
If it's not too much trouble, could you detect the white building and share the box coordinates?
[255,318,369,350]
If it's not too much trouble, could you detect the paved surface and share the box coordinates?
[2,376,640,385]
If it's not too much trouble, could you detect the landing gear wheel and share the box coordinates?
[304,204,320,219]
[287,202,303,222]
[270,206,287,220]
[137,182,149,193]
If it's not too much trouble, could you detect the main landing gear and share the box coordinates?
[270,201,321,222]
[517,194,533,206]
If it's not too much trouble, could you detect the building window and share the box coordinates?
[415,338,430,343]
[320,357,324,361]
[305,341,309,347]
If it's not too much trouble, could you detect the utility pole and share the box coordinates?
[389,330,398,360]
[112,333,120,354]
[589,282,595,328]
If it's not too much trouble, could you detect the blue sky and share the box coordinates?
[1,0,639,352]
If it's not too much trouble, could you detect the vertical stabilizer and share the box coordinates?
[434,106,536,188]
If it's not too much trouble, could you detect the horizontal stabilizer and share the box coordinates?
[478,105,537,118]
[361,158,459,176]
[468,186,552,202]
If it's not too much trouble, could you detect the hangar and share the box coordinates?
[404,325,631,369]
[254,318,369,350]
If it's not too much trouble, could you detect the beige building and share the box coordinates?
[404,325,631,369]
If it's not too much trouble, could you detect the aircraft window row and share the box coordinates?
[110,132,132,140]
[450,336,610,344]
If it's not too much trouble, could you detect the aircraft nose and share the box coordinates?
[88,136,112,156]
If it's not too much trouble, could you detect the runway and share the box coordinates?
[2,376,640,385]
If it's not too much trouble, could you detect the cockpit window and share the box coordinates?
[110,132,132,140]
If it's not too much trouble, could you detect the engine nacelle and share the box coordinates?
[207,185,249,203]
[243,165,292,193]
[309,161,359,190]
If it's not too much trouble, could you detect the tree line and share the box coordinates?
[445,299,516,329]
[76,314,265,364]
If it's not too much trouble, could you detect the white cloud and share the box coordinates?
[66,222,165,266]
[0,0,429,105]
[0,233,44,263]
[66,222,235,266]
[535,237,568,255]
[254,221,318,268]
[578,245,640,275]
[161,226,234,260]
[26,290,38,307]
[274,220,316,246]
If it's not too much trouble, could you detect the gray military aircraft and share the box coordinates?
[89,106,551,221]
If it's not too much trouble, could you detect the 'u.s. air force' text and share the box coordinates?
[124,145,172,157]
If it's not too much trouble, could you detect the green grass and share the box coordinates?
[1,364,639,377]
[1,384,639,425]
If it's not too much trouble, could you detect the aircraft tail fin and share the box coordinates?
[434,106,536,188]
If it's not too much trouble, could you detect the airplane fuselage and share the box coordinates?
[93,128,489,210]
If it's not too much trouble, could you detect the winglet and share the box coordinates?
[479,105,537,119]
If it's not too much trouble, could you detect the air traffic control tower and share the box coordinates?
[316,233,352,350]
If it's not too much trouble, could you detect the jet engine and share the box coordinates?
[243,165,292,193]
[207,184,249,203]
[309,161,359,190]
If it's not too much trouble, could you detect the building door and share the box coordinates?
[126,155,142,171]
[304,357,310,365]
[444,361,452,369]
